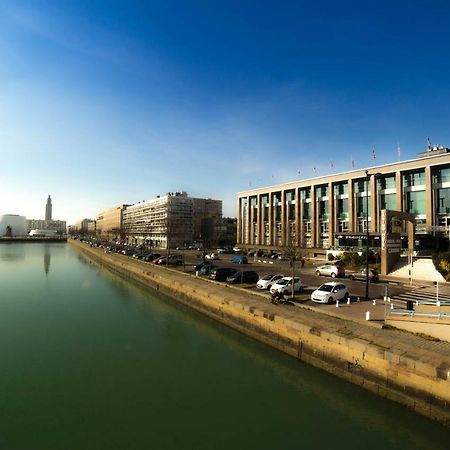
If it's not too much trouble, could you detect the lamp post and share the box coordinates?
[365,170,370,300]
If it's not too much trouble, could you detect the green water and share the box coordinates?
[0,243,448,450]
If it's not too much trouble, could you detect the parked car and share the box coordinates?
[348,268,379,282]
[277,254,290,261]
[311,282,349,304]
[194,261,216,273]
[209,267,238,282]
[155,254,183,266]
[231,255,248,264]
[141,253,159,262]
[256,274,285,290]
[226,270,259,284]
[270,277,303,295]
[205,252,220,260]
[199,264,217,275]
[315,264,345,278]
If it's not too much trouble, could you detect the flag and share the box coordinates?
[397,143,401,159]
[330,161,334,169]
[297,168,301,176]
[351,155,355,169]
[427,137,432,151]
[313,166,317,174]
[372,148,376,160]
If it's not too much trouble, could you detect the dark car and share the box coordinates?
[194,261,216,272]
[209,267,238,282]
[226,270,259,284]
[142,253,161,262]
[348,268,379,282]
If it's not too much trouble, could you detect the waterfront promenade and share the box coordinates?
[71,239,450,427]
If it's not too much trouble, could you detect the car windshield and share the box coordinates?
[277,279,289,286]
[318,284,333,292]
[262,275,274,280]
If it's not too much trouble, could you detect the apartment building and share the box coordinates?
[237,147,450,250]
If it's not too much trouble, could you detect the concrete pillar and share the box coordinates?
[370,175,377,232]
[425,166,433,228]
[281,190,286,246]
[311,186,317,247]
[328,182,335,247]
[268,193,273,247]
[256,194,262,246]
[236,196,242,244]
[348,179,354,232]
[245,196,251,245]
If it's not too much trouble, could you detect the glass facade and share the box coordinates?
[357,196,370,217]
[316,185,328,198]
[380,193,396,210]
[303,203,311,220]
[354,180,367,193]
[377,175,396,190]
[403,170,425,187]
[337,198,348,218]
[334,182,348,195]
[406,191,426,215]
[319,201,328,219]
[433,166,450,183]
[437,188,450,214]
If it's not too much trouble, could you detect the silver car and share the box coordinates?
[315,264,345,278]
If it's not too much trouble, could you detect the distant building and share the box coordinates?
[214,217,237,247]
[87,220,96,234]
[122,192,222,248]
[96,204,128,241]
[0,214,28,237]
[27,195,66,235]
[45,195,52,221]
[70,218,94,234]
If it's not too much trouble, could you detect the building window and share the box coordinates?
[300,188,311,200]
[272,192,281,204]
[320,221,329,234]
[406,191,426,215]
[303,203,311,220]
[377,175,396,190]
[354,180,367,193]
[357,196,370,217]
[433,166,450,184]
[334,182,348,195]
[288,203,295,220]
[380,193,396,210]
[275,205,281,221]
[403,170,425,187]
[316,185,328,198]
[319,200,328,219]
[338,221,349,232]
[261,195,269,205]
[285,190,295,202]
[437,188,450,214]
[304,222,311,233]
[337,198,348,219]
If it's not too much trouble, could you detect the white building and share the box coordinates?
[0,214,28,237]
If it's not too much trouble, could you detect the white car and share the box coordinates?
[205,252,220,260]
[311,282,349,304]
[315,264,345,278]
[256,274,284,290]
[270,277,303,295]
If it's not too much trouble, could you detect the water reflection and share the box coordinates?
[44,249,51,275]
[0,243,26,261]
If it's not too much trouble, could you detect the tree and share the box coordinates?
[279,237,307,298]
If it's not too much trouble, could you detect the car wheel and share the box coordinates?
[331,272,336,278]
[267,285,271,290]
[327,296,334,304]
[315,270,320,276]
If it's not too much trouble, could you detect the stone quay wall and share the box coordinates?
[70,239,450,428]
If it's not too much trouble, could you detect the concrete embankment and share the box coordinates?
[71,240,450,428]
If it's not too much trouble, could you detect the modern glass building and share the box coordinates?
[237,147,450,251]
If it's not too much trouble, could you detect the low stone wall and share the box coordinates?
[71,240,450,428]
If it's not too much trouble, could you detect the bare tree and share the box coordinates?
[279,237,307,298]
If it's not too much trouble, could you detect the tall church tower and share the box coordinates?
[45,195,52,221]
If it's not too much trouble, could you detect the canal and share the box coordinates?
[0,243,448,449]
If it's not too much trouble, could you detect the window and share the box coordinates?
[338,221,349,232]
[300,188,310,200]
[272,192,281,204]
[357,196,370,217]
[303,203,311,220]
[288,204,295,220]
[334,183,348,196]
[406,191,426,215]
[337,198,348,219]
[403,171,425,187]
[304,222,311,233]
[354,180,367,193]
[433,167,450,184]
[316,185,328,198]
[437,188,450,214]
[320,221,329,234]
[285,190,295,202]
[380,193,396,210]
[319,200,328,219]
[377,176,395,190]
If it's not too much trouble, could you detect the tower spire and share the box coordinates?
[45,195,52,221]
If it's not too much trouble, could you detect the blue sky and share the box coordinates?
[1,0,450,224]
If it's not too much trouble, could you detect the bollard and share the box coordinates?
[347,297,351,305]
[372,299,376,306]
[390,303,394,310]
[384,296,387,302]
[357,297,360,302]
[365,311,370,321]
[415,300,419,306]
[195,271,199,277]
[336,300,339,308]
[387,297,391,303]
[437,301,441,307]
